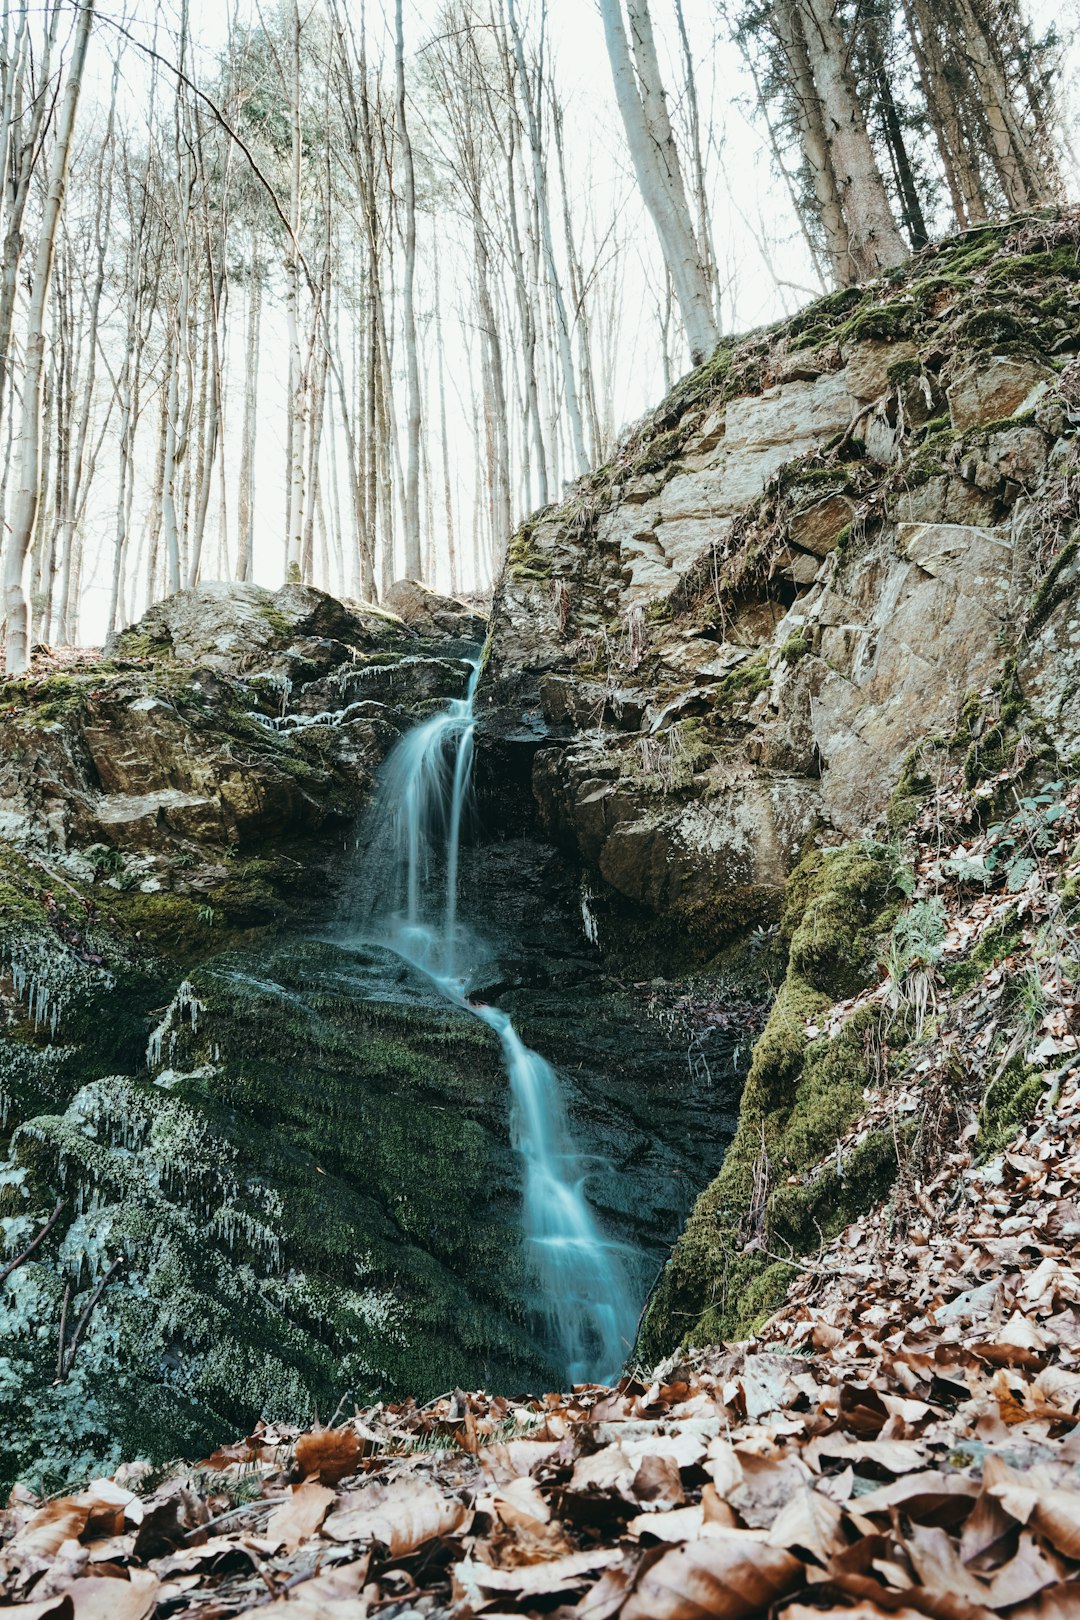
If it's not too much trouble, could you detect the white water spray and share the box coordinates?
[354,657,635,1383]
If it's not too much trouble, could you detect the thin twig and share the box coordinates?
[0,1198,66,1288]
[57,1258,122,1381]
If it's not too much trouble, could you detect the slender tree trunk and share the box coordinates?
[598,0,718,364]
[285,0,307,581]
[395,0,423,578]
[797,0,908,279]
[236,245,261,582]
[4,0,95,675]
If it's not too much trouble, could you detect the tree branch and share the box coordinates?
[0,1198,66,1288]
[73,4,315,295]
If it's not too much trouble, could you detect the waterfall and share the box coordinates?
[352,656,635,1384]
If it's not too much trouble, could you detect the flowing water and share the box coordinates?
[349,658,636,1383]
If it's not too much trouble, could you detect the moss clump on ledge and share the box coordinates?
[638,841,903,1360]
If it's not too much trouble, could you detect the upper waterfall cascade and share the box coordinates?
[351,657,637,1383]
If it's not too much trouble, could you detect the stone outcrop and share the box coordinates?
[482,217,1080,963]
[479,212,1080,1363]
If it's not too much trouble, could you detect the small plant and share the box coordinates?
[984,783,1073,892]
[85,844,125,875]
[1014,965,1048,1032]
[884,897,946,1036]
[197,905,216,928]
[779,631,810,666]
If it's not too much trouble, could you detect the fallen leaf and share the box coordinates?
[264,1481,335,1552]
[322,1478,471,1555]
[65,1571,160,1620]
[294,1426,360,1485]
[766,1486,844,1562]
[990,1485,1080,1560]
[620,1531,804,1620]
[632,1453,686,1509]
[454,1546,624,1599]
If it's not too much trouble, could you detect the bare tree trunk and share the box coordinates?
[599,0,718,364]
[797,0,908,279]
[4,0,95,675]
[285,0,307,581]
[394,0,423,578]
[236,242,261,582]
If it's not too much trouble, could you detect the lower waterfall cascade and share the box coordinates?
[349,657,637,1384]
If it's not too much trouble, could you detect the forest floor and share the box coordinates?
[3,765,1080,1617]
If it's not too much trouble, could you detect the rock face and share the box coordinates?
[482,221,1080,963]
[0,580,718,1490]
[478,217,1080,1357]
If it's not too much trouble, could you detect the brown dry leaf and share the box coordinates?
[620,1532,804,1620]
[264,1481,335,1553]
[626,1504,707,1541]
[0,1602,74,1620]
[65,1571,160,1620]
[1003,1580,1080,1618]
[983,1532,1067,1609]
[568,1447,636,1498]
[493,1474,551,1528]
[811,1436,929,1475]
[632,1453,685,1509]
[239,1554,370,1614]
[784,1607,926,1620]
[453,1546,625,1600]
[905,1524,996,1608]
[294,1426,360,1485]
[322,1478,471,1555]
[990,1485,1080,1560]
[239,1597,369,1618]
[6,1498,92,1561]
[150,1533,264,1578]
[727,1450,813,1529]
[766,1486,844,1562]
[851,1471,980,1521]
[571,1558,638,1618]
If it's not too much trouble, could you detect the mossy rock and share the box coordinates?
[639,840,904,1359]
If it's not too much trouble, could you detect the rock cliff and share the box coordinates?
[478,212,1080,1351]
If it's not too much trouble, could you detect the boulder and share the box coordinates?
[788,492,854,557]
[842,339,918,402]
[110,581,407,677]
[946,353,1056,432]
[382,579,487,641]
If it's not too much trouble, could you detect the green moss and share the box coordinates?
[958,306,1033,349]
[832,298,916,346]
[1029,533,1079,632]
[779,632,810,666]
[639,839,904,1359]
[944,910,1023,993]
[626,428,687,479]
[257,600,295,639]
[986,246,1080,286]
[977,1055,1044,1157]
[713,656,770,710]
[962,659,1026,788]
[785,285,867,349]
[505,518,552,581]
[887,744,935,833]
[783,843,901,998]
[887,356,923,386]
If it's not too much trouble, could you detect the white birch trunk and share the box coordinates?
[3,0,95,675]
